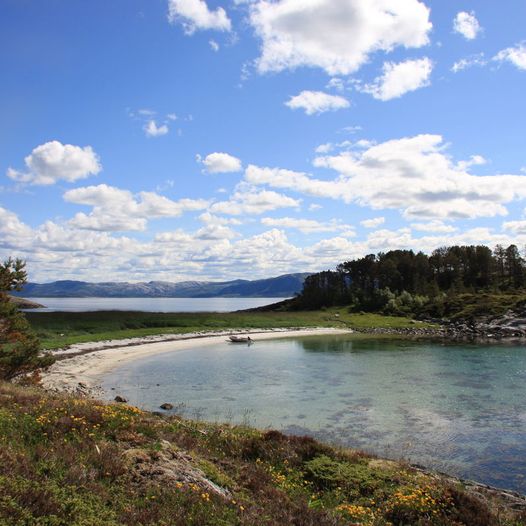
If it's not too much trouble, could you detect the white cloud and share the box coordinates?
[245,135,526,220]
[361,58,433,101]
[361,217,385,228]
[196,224,239,240]
[456,155,486,171]
[326,77,345,92]
[494,42,526,71]
[210,186,300,215]
[144,120,169,137]
[285,91,349,115]
[168,0,231,34]
[410,220,457,233]
[249,0,432,75]
[200,152,242,173]
[7,141,101,186]
[502,220,526,235]
[209,39,220,51]
[451,53,487,73]
[261,216,354,234]
[64,184,209,231]
[198,212,242,225]
[453,11,481,40]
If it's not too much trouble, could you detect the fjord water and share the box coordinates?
[103,336,526,492]
[22,296,287,312]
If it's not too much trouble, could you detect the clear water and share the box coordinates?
[22,296,287,313]
[103,336,526,493]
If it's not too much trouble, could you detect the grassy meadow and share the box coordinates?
[26,308,432,349]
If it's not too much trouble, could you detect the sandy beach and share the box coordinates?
[41,328,353,397]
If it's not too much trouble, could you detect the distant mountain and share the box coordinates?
[12,273,310,298]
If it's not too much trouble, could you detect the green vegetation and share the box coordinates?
[0,259,53,379]
[0,381,523,526]
[292,244,526,319]
[26,309,429,349]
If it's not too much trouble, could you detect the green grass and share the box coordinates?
[26,309,433,349]
[0,381,522,526]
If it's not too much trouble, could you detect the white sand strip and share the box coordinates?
[41,328,352,397]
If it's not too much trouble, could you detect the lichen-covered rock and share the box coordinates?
[123,440,231,498]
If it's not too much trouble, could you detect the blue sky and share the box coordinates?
[1,0,526,282]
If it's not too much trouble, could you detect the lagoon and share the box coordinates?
[103,335,526,493]
[22,296,287,313]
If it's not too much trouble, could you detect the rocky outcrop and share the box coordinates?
[356,308,526,340]
[123,440,230,498]
[8,296,44,309]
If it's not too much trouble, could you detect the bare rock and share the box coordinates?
[114,395,127,403]
[123,440,231,498]
[160,403,173,410]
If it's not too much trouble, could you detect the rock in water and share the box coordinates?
[114,395,127,403]
[160,403,174,410]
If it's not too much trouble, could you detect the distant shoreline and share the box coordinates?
[40,328,353,397]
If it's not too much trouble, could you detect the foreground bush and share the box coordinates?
[0,382,524,525]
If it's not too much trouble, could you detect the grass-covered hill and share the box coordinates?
[1,381,524,526]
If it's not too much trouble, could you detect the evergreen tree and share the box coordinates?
[0,258,53,380]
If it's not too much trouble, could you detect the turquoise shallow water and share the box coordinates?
[102,336,526,493]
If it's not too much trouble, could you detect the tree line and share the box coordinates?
[293,244,526,313]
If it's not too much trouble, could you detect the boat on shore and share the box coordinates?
[228,335,253,343]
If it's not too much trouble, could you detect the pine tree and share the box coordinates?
[0,258,53,380]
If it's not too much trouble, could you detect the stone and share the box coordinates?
[114,395,127,403]
[160,403,174,410]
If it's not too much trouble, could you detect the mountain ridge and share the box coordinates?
[12,273,310,298]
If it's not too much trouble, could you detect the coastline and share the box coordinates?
[40,327,352,397]
[37,326,526,516]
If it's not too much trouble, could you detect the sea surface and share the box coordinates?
[103,335,526,493]
[22,297,287,312]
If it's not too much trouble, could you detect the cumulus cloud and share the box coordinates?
[64,184,208,231]
[4,198,526,283]
[285,91,349,115]
[260,217,354,234]
[245,135,526,220]
[210,185,300,215]
[361,217,385,228]
[361,58,433,101]
[502,220,526,235]
[199,152,242,173]
[410,220,457,233]
[451,53,487,73]
[168,0,231,33]
[249,0,432,75]
[453,11,481,40]
[494,42,526,71]
[144,120,169,137]
[7,141,101,185]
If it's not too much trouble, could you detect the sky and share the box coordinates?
[1,0,526,283]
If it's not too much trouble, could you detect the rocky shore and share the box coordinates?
[356,308,526,341]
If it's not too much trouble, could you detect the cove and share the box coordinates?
[102,335,526,493]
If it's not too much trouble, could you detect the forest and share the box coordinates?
[293,244,526,316]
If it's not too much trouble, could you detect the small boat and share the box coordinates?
[228,335,253,343]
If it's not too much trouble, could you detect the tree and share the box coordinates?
[0,258,53,380]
